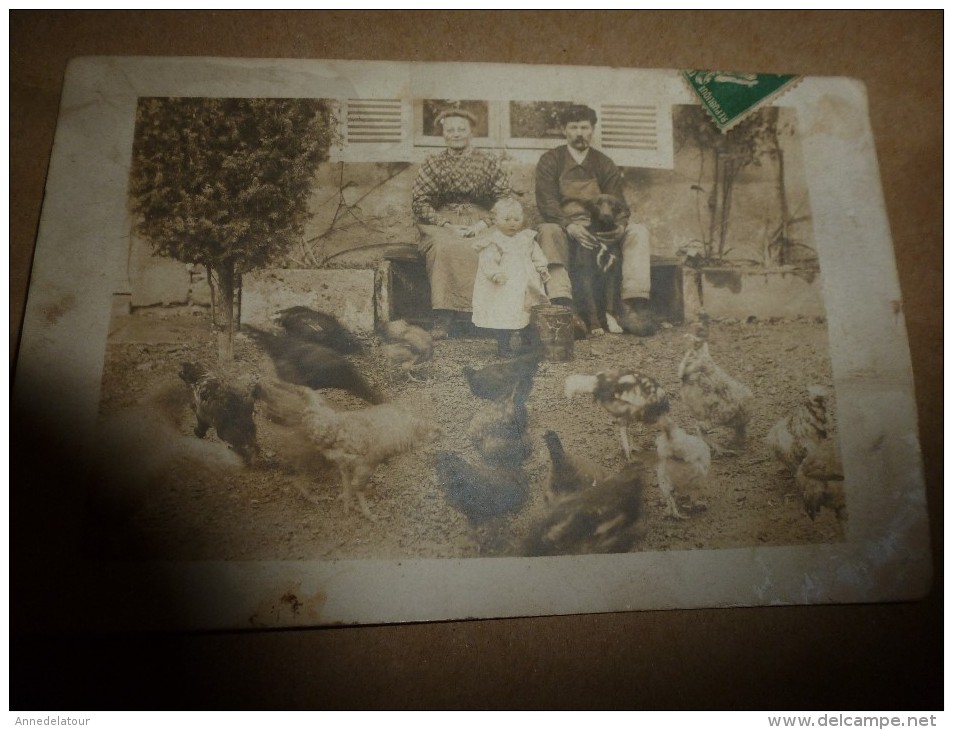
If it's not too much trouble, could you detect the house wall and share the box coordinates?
[124,106,815,306]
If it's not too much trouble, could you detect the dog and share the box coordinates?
[569,194,627,336]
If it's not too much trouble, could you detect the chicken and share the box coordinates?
[795,438,846,523]
[655,414,712,519]
[435,451,529,525]
[564,370,670,460]
[678,318,753,454]
[522,463,644,556]
[301,391,441,521]
[468,391,531,468]
[463,351,542,403]
[274,305,364,355]
[766,384,829,472]
[245,325,384,404]
[379,319,434,382]
[178,362,260,463]
[542,430,612,501]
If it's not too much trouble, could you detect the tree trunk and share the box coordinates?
[775,146,790,265]
[707,150,721,260]
[212,260,236,361]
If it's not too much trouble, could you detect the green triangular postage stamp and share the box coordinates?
[682,70,801,132]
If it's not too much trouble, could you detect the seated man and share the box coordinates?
[535,104,655,336]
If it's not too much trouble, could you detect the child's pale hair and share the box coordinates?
[491,198,524,220]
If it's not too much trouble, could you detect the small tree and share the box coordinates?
[129,97,337,358]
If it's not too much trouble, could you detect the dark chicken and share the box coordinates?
[468,391,531,469]
[463,351,542,403]
[435,451,529,525]
[275,305,364,354]
[522,463,645,556]
[179,361,260,463]
[542,430,612,501]
[245,325,384,404]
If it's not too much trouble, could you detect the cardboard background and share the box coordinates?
[10,10,942,709]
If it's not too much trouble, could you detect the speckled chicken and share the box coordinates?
[678,318,753,454]
[379,319,434,382]
[522,463,644,556]
[795,438,846,523]
[275,305,364,355]
[655,414,712,519]
[564,370,670,460]
[301,391,441,521]
[178,362,260,464]
[542,430,612,502]
[766,385,829,472]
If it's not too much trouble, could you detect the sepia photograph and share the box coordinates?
[14,57,930,629]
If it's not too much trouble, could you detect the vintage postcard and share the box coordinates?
[13,57,930,629]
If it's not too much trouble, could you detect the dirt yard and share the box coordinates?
[91,305,844,561]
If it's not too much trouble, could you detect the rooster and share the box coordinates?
[678,317,753,455]
[522,463,644,556]
[379,319,433,382]
[564,370,670,460]
[301,391,441,521]
[766,385,829,473]
[655,414,711,519]
[542,430,611,502]
[796,438,846,523]
[274,305,364,355]
[468,390,531,469]
[245,325,384,404]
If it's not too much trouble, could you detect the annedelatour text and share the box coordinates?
[15,719,90,726]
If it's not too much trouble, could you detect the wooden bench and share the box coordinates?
[375,246,684,326]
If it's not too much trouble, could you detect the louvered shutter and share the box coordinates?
[597,103,673,169]
[332,99,413,162]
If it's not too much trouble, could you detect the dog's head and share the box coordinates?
[584,194,626,233]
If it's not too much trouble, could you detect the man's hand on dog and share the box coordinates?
[566,221,599,247]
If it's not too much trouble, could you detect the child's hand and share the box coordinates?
[537,268,551,284]
[491,273,507,285]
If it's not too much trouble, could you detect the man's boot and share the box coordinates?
[619,297,657,336]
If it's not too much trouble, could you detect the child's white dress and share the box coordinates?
[472,229,550,330]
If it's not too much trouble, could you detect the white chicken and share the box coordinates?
[565,370,670,460]
[766,385,829,473]
[655,414,712,519]
[678,317,753,455]
[301,391,442,521]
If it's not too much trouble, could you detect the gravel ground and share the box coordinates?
[92,306,844,561]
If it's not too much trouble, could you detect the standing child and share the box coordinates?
[471,198,551,356]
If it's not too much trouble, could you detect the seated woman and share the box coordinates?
[411,107,511,339]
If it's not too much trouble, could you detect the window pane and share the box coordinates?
[509,101,575,139]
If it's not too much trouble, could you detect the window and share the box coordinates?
[332,97,673,169]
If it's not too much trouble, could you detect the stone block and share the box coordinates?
[242,268,377,334]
